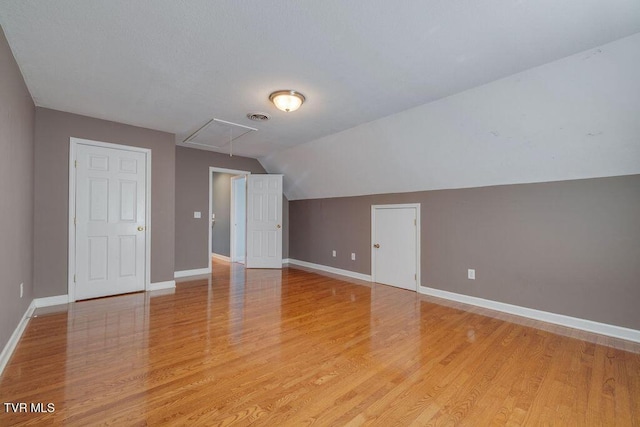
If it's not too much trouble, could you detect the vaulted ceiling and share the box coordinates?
[1,1,639,199]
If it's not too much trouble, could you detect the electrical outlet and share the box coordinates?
[468,269,476,280]
[351,253,356,260]
[20,283,23,298]
[332,250,336,257]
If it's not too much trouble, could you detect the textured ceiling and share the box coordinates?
[1,0,640,159]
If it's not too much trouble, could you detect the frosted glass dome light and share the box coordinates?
[269,90,305,112]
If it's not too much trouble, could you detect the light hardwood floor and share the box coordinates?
[1,259,639,426]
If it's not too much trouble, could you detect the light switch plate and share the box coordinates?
[194,211,201,219]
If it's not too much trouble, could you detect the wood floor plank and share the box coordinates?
[1,259,639,426]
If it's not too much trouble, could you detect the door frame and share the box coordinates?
[208,167,251,272]
[230,175,247,264]
[68,137,152,302]
[371,203,421,289]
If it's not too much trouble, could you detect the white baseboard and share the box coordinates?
[0,300,36,376]
[419,285,640,343]
[211,253,231,262]
[148,287,175,297]
[175,268,211,278]
[148,280,176,291]
[34,294,69,307]
[280,259,640,343]
[287,259,372,282]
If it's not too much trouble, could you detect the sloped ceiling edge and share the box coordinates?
[260,33,640,201]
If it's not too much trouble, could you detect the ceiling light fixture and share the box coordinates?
[269,90,305,112]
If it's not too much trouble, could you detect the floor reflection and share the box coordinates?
[2,258,638,425]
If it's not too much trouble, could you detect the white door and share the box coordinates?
[246,174,283,269]
[372,204,420,291]
[75,143,147,300]
[231,175,246,264]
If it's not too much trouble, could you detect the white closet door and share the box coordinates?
[372,206,419,291]
[75,144,146,300]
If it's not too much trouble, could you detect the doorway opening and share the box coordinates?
[208,167,251,273]
[231,175,247,264]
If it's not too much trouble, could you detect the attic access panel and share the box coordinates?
[183,118,257,156]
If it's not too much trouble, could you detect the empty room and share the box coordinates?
[1,1,639,425]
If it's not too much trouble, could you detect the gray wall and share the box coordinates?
[0,27,35,351]
[289,175,640,330]
[175,146,289,271]
[34,108,175,297]
[211,172,232,256]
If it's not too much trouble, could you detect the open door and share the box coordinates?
[245,174,283,269]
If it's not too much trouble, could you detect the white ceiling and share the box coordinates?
[2,0,640,159]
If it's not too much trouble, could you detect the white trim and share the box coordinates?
[175,268,211,278]
[208,167,251,274]
[419,285,640,343]
[208,166,253,176]
[212,253,231,262]
[34,295,69,307]
[282,258,291,264]
[0,301,36,376]
[68,141,76,301]
[147,287,175,297]
[287,259,372,282]
[68,137,152,302]
[371,203,421,291]
[148,280,176,291]
[371,203,422,210]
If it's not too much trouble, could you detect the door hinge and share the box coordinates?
[74,217,76,226]
[415,274,417,281]
[414,219,417,226]
[74,160,78,168]
[73,274,76,283]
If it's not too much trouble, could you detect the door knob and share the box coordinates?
[276,224,281,229]
[137,226,145,231]
[373,243,380,248]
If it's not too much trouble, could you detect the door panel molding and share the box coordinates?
[68,137,151,302]
[246,174,283,269]
[371,203,421,291]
